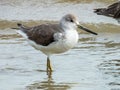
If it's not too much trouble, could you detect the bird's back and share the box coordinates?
[17,23,63,46]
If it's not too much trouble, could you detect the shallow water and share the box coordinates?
[0,0,120,90]
[0,29,120,90]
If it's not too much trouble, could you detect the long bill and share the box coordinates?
[77,25,98,35]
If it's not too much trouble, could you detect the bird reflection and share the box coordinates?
[26,77,73,90]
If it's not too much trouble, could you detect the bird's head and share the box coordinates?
[60,14,98,35]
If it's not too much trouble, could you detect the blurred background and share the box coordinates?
[0,0,120,90]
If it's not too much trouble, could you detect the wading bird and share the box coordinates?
[13,14,97,76]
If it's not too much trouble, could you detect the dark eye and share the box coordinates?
[70,19,73,22]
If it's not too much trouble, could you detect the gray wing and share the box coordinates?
[114,2,120,18]
[17,23,63,46]
[107,1,120,18]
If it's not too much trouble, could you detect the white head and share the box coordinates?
[60,14,98,35]
[60,14,79,30]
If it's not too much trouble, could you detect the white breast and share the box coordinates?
[63,29,79,50]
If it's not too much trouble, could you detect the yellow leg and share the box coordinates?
[47,57,53,73]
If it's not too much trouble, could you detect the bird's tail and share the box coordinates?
[94,8,106,15]
[12,23,28,38]
[17,23,22,27]
[11,23,27,30]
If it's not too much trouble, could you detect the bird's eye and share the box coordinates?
[70,19,73,22]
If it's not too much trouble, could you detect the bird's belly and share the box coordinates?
[40,39,78,55]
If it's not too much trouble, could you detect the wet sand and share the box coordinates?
[0,0,120,90]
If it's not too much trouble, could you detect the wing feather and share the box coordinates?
[18,24,63,46]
